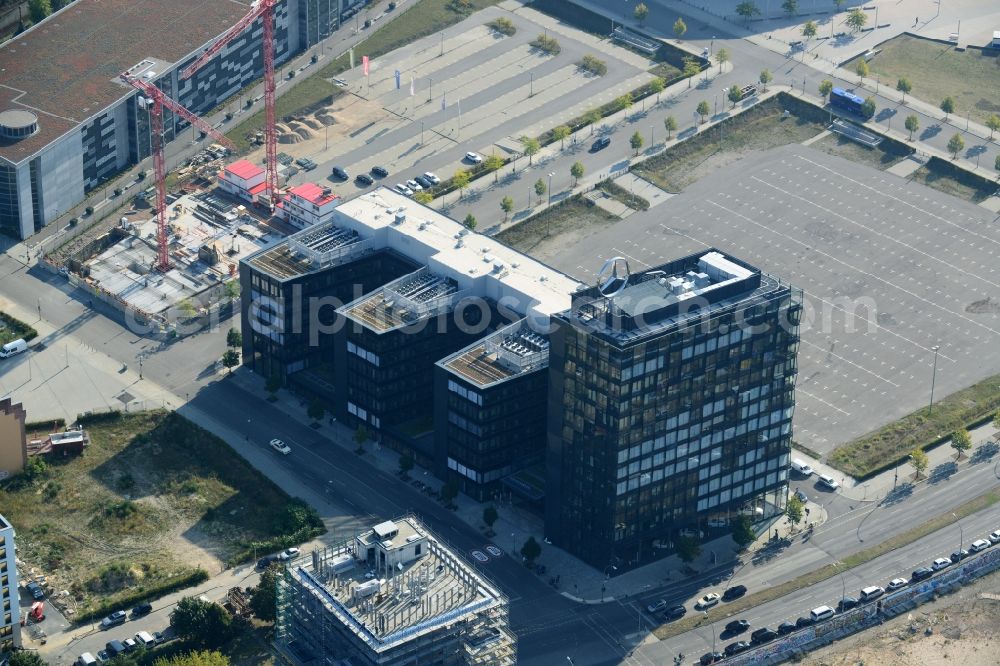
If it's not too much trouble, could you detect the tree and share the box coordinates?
[570,161,585,186]
[819,79,833,101]
[441,481,459,505]
[860,97,876,119]
[552,125,571,149]
[154,652,230,666]
[171,597,234,648]
[307,399,325,422]
[629,131,644,155]
[452,169,471,197]
[28,0,51,23]
[226,327,242,349]
[846,7,867,32]
[250,563,281,622]
[521,136,540,164]
[735,1,760,25]
[696,100,710,123]
[909,448,929,478]
[463,213,477,230]
[649,77,666,102]
[265,373,281,399]
[616,92,634,116]
[802,19,817,38]
[664,115,678,139]
[413,191,433,204]
[584,109,602,135]
[483,505,498,530]
[896,77,912,102]
[986,114,1000,139]
[353,425,368,451]
[520,536,542,563]
[833,0,846,9]
[727,84,742,108]
[534,178,547,205]
[398,453,414,476]
[223,279,240,301]
[947,133,965,159]
[9,652,46,666]
[855,59,869,83]
[782,0,798,17]
[786,495,805,527]
[221,349,240,374]
[759,69,773,92]
[715,47,730,73]
[500,195,514,220]
[634,2,649,25]
[904,114,919,141]
[951,428,972,458]
[993,408,1000,431]
[673,17,687,40]
[940,96,955,120]
[675,536,701,562]
[732,515,756,549]
[682,56,701,88]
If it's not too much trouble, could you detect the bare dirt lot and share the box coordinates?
[804,568,1000,666]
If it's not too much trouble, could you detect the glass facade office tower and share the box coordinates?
[545,250,801,569]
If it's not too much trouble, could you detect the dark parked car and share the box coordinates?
[724,619,750,634]
[25,582,44,600]
[356,173,374,186]
[100,611,127,630]
[414,175,433,188]
[950,549,970,563]
[795,616,814,628]
[331,166,349,180]
[724,641,751,656]
[131,602,153,618]
[911,566,934,582]
[700,652,724,665]
[777,620,798,635]
[256,555,277,570]
[837,596,859,612]
[371,166,389,178]
[664,605,687,621]
[751,627,778,644]
[723,584,747,601]
[104,640,126,656]
[592,136,611,151]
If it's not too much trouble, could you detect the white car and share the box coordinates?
[886,577,908,591]
[423,171,441,185]
[990,530,1000,544]
[394,183,413,196]
[970,538,991,553]
[278,547,300,561]
[931,557,952,571]
[694,593,720,610]
[647,599,669,613]
[817,474,839,490]
[270,438,291,455]
[465,151,483,163]
[405,179,424,191]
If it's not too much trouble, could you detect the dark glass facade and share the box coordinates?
[545,251,801,569]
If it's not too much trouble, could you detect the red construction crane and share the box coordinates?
[120,71,235,272]
[181,0,279,208]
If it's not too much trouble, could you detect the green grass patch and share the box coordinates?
[844,34,1000,125]
[649,62,681,80]
[810,131,913,171]
[653,486,1000,641]
[829,371,1000,478]
[0,310,38,345]
[633,93,828,193]
[0,410,324,617]
[909,156,998,203]
[597,179,650,210]
[227,76,340,153]
[790,440,823,461]
[496,194,619,254]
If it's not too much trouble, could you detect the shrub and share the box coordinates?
[530,34,561,55]
[578,54,608,76]
[488,17,516,35]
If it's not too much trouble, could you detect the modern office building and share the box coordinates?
[544,251,802,569]
[0,0,350,240]
[0,513,20,655]
[274,515,516,665]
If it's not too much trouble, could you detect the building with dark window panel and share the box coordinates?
[434,320,551,502]
[0,513,20,656]
[545,251,801,569]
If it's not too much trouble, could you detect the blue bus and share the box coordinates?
[829,87,865,115]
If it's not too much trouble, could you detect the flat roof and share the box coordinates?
[342,267,463,333]
[288,182,339,206]
[226,159,264,180]
[245,220,372,280]
[0,0,248,164]
[440,319,551,388]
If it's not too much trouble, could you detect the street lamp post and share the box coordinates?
[952,513,964,554]
[529,72,534,98]
[547,172,554,206]
[929,345,941,414]
[428,77,433,103]
[893,454,912,491]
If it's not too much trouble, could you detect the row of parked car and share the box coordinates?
[696,527,1000,664]
[391,171,441,197]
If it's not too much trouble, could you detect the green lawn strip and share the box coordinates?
[909,157,998,204]
[844,34,1000,125]
[227,77,340,153]
[597,179,650,210]
[652,486,1000,641]
[495,194,619,253]
[829,371,1000,478]
[810,132,912,171]
[790,440,823,461]
[0,311,38,345]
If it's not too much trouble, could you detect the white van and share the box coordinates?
[791,459,814,476]
[135,630,156,648]
[0,338,27,358]
[76,653,99,666]
[810,605,836,622]
[859,585,885,602]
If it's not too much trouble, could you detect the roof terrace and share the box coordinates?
[245,220,372,280]
[440,320,551,388]
[340,267,467,333]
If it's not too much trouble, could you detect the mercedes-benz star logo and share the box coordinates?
[597,257,630,298]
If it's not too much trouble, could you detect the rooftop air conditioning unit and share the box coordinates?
[393,213,406,225]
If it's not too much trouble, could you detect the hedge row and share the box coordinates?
[73,568,209,624]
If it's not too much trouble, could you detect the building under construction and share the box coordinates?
[275,515,515,666]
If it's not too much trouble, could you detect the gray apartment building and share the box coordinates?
[0,513,20,656]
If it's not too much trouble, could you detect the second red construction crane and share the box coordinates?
[120,71,235,272]
[181,0,280,208]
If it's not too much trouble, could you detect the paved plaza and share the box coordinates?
[547,144,1000,453]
